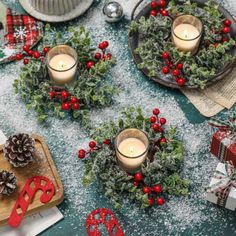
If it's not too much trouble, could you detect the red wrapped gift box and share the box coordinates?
[210,129,236,167]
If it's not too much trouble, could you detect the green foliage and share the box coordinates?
[82,107,190,208]
[13,26,117,126]
[129,0,236,89]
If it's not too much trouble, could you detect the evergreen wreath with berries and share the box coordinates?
[78,107,190,209]
[129,0,236,89]
[13,25,117,125]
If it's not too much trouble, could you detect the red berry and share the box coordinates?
[143,186,151,194]
[152,123,161,132]
[162,51,169,59]
[133,181,139,187]
[166,59,174,68]
[61,90,69,100]
[28,50,34,56]
[159,127,164,133]
[33,51,41,59]
[162,66,170,74]
[172,69,180,77]
[224,19,231,27]
[150,10,158,16]
[78,149,86,159]
[214,43,219,48]
[23,45,30,52]
[89,141,96,149]
[50,90,56,99]
[176,77,186,87]
[222,37,229,43]
[161,10,168,16]
[43,47,50,54]
[158,0,166,7]
[153,185,162,193]
[157,197,165,205]
[160,137,167,144]
[99,41,109,50]
[134,173,143,182]
[222,26,230,34]
[147,198,154,206]
[86,61,95,69]
[95,52,102,60]
[107,53,112,60]
[23,58,29,65]
[153,108,160,115]
[150,116,157,123]
[160,117,166,125]
[61,102,71,111]
[16,54,23,60]
[150,1,158,9]
[176,63,183,70]
[72,102,80,110]
[70,97,78,103]
[103,139,111,145]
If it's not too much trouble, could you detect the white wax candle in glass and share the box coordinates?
[172,15,203,54]
[115,128,149,173]
[46,45,78,85]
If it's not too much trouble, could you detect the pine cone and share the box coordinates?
[3,133,36,167]
[0,170,17,196]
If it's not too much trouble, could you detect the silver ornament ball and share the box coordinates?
[103,1,124,23]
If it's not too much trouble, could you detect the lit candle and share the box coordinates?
[172,15,203,54]
[115,128,149,172]
[46,45,78,85]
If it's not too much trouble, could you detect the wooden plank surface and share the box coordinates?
[0,134,64,226]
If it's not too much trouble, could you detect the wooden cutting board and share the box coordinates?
[0,134,64,226]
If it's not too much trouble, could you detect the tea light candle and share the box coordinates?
[115,128,149,172]
[172,15,203,54]
[46,45,78,85]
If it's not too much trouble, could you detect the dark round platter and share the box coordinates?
[128,0,236,89]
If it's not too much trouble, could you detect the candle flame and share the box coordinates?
[184,30,188,39]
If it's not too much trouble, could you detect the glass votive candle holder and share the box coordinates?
[172,15,203,54]
[115,128,149,173]
[46,45,78,85]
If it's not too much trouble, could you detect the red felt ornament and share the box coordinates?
[162,66,170,74]
[78,149,86,159]
[134,172,143,182]
[153,108,160,115]
[157,197,165,205]
[160,117,166,125]
[150,116,157,123]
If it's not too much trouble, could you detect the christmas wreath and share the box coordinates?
[129,0,236,88]
[13,25,117,125]
[78,107,190,208]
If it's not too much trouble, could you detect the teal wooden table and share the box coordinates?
[0,0,236,235]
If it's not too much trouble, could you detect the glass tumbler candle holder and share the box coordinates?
[172,15,203,54]
[46,45,78,85]
[115,128,149,173]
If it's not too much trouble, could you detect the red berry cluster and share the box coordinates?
[149,0,168,17]
[86,41,112,70]
[50,89,81,111]
[15,45,50,65]
[161,51,186,87]
[134,172,165,206]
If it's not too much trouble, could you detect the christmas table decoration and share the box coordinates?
[3,133,36,168]
[78,107,190,208]
[0,170,17,196]
[209,115,236,167]
[14,25,117,125]
[129,0,236,89]
[206,161,236,211]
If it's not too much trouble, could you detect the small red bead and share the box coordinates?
[23,45,30,52]
[150,116,157,123]
[153,185,162,193]
[160,117,166,125]
[150,1,158,9]
[72,102,80,110]
[61,102,71,111]
[160,137,167,143]
[28,50,34,56]
[16,54,23,60]
[162,52,169,59]
[23,58,29,65]
[86,61,95,69]
[134,173,143,182]
[43,47,50,54]
[157,197,165,205]
[103,139,111,145]
[133,181,139,187]
[70,97,78,103]
[176,77,186,87]
[172,69,180,77]
[176,63,183,70]
[162,66,170,74]
[150,10,158,16]
[224,19,232,27]
[61,90,69,99]
[161,10,168,16]
[33,51,41,59]
[222,26,230,34]
[50,90,56,99]
[143,186,151,194]
[89,141,96,148]
[78,149,86,159]
[152,123,161,132]
[95,52,102,60]
[147,198,154,206]
[153,108,160,115]
[158,0,166,7]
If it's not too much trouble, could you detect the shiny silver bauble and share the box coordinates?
[103,1,124,23]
